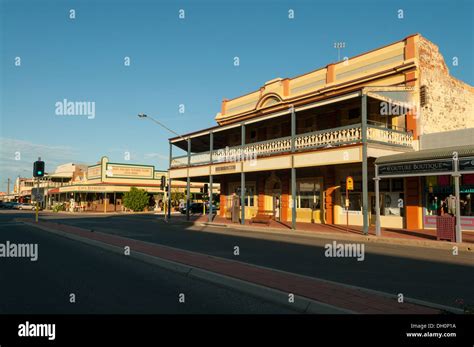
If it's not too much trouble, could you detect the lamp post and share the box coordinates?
[137,113,189,220]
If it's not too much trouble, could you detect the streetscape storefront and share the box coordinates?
[375,145,474,242]
[47,156,203,212]
[48,184,164,212]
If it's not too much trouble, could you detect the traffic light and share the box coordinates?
[160,175,166,190]
[33,160,45,177]
[203,184,208,194]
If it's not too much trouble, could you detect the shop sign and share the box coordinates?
[106,164,154,178]
[87,165,101,179]
[378,160,453,176]
[215,165,236,173]
[459,157,474,172]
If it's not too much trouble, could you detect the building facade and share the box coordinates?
[167,34,474,233]
[46,156,206,212]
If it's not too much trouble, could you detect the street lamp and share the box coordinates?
[137,114,187,142]
[137,113,190,221]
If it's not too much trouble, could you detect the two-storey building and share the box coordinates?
[168,34,474,234]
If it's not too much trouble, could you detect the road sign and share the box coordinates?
[346,176,354,191]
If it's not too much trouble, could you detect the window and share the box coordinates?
[234,185,256,207]
[296,180,321,209]
[341,193,361,211]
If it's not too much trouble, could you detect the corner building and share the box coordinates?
[168,34,474,233]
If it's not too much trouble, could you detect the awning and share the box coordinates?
[375,145,474,165]
[375,144,474,177]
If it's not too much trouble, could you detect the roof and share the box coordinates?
[375,145,474,165]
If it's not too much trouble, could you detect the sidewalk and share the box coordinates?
[20,218,454,314]
[167,214,474,251]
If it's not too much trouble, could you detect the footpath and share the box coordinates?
[19,218,462,314]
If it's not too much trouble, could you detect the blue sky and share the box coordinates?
[1,0,473,191]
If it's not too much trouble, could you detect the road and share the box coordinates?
[2,211,474,310]
[0,212,296,314]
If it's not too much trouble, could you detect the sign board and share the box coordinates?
[459,157,474,172]
[215,165,237,173]
[378,160,453,176]
[31,189,43,202]
[346,176,354,191]
[87,165,101,179]
[106,164,154,179]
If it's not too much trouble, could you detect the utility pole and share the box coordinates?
[6,178,10,196]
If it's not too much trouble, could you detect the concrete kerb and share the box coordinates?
[197,222,473,252]
[21,221,353,314]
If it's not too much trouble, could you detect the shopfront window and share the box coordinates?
[425,175,474,216]
[296,180,321,209]
[343,193,361,211]
[235,185,256,207]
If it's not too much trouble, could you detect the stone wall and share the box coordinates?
[418,37,474,135]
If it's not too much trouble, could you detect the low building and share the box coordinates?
[46,156,207,212]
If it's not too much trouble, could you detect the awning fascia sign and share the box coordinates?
[377,158,454,178]
[459,157,474,173]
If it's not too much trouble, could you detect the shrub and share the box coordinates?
[122,187,149,212]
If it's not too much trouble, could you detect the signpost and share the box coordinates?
[346,176,354,231]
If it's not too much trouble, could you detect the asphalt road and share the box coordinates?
[0,212,296,314]
[2,211,474,309]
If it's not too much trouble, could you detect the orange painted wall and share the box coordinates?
[405,177,421,229]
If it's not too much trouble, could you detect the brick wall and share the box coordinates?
[418,37,474,135]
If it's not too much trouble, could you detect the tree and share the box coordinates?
[122,187,149,212]
[170,189,185,208]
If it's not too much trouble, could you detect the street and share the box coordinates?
[0,212,296,314]
[1,211,473,311]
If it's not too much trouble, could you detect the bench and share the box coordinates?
[250,211,274,225]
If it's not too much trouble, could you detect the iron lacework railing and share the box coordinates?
[170,123,413,168]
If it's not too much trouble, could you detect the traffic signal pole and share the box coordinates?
[35,176,39,223]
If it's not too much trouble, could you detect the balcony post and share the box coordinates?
[291,106,296,230]
[168,142,172,219]
[186,138,191,221]
[374,165,381,237]
[361,93,369,235]
[241,124,246,225]
[209,132,214,223]
[454,158,462,243]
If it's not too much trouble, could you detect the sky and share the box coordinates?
[0,0,473,192]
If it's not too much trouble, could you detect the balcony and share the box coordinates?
[170,123,413,168]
